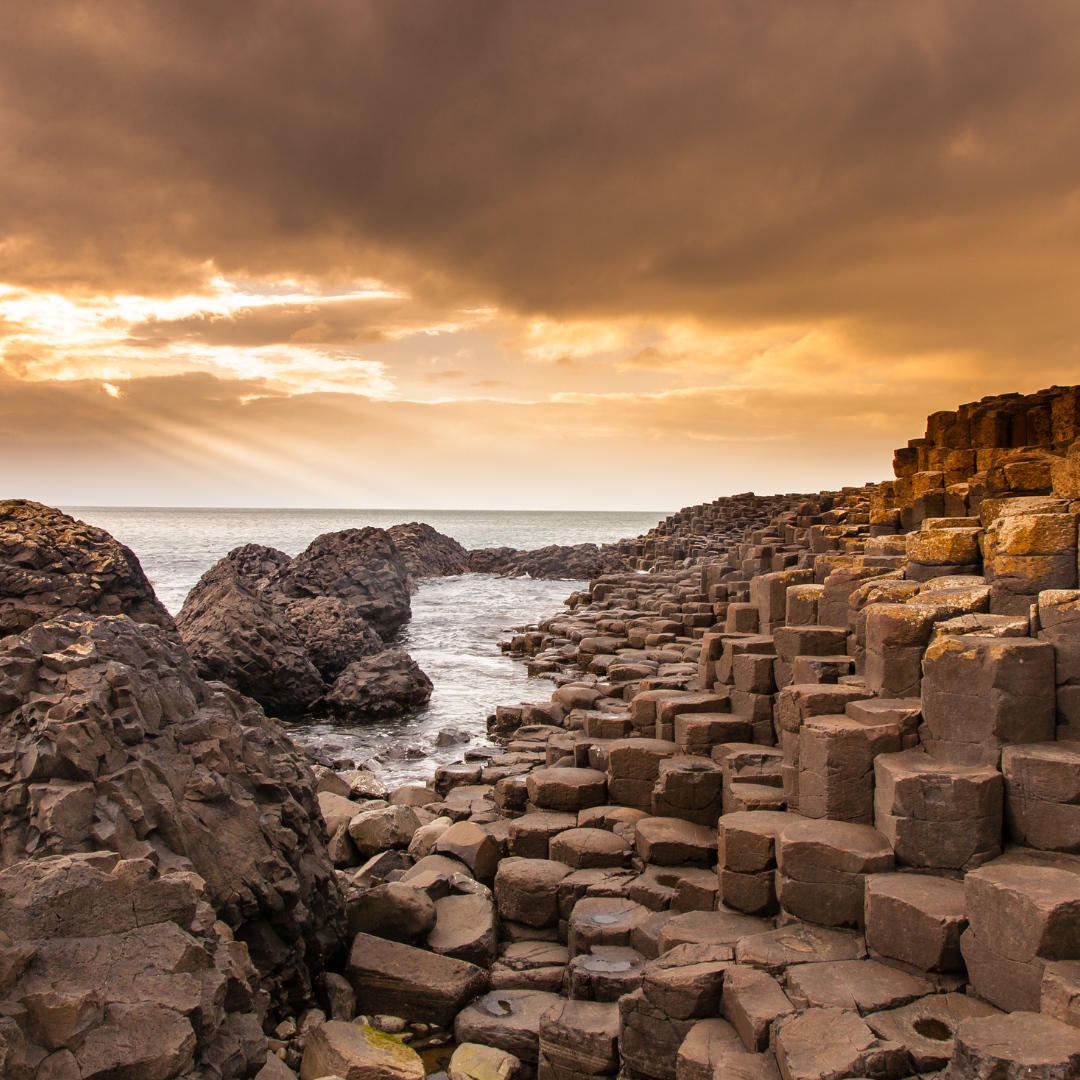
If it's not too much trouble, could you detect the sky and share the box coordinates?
[3,2,1080,509]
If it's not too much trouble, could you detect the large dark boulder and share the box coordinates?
[176,546,325,717]
[0,612,346,1040]
[327,649,434,718]
[267,527,411,639]
[387,522,470,581]
[0,499,174,634]
[178,530,426,719]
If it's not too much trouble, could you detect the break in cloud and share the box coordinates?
[2,1,1080,507]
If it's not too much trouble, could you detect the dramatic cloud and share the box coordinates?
[2,2,1079,506]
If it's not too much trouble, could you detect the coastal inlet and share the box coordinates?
[67,506,664,784]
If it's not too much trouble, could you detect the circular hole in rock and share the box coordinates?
[485,997,515,1017]
[913,1018,953,1042]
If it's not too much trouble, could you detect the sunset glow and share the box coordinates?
[3,2,1079,508]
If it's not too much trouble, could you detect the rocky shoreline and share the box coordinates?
[5,384,1080,1078]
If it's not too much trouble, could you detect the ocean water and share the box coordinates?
[65,507,666,783]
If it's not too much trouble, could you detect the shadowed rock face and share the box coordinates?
[0,612,346,1022]
[266,527,412,639]
[175,547,326,717]
[177,530,426,720]
[326,649,435,719]
[388,522,471,582]
[0,500,174,635]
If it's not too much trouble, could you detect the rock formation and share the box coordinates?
[0,499,174,634]
[11,386,1080,1078]
[292,384,1080,1080]
[178,529,431,721]
[0,504,348,1077]
[388,522,471,581]
[468,543,632,580]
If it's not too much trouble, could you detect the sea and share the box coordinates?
[65,508,667,784]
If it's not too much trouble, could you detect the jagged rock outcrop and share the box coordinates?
[176,546,325,717]
[0,852,268,1079]
[178,530,426,720]
[266,527,411,639]
[0,500,174,635]
[468,543,632,580]
[388,522,471,580]
[0,614,346,1031]
[327,650,435,718]
[283,595,383,678]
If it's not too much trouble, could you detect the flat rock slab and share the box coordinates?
[493,858,572,929]
[300,1020,425,1080]
[508,812,578,859]
[864,872,966,973]
[566,945,647,1002]
[773,1006,911,1080]
[635,816,717,866]
[526,768,608,813]
[346,932,487,1026]
[866,992,1001,1073]
[549,827,632,869]
[784,958,932,1014]
[454,989,561,1064]
[735,924,867,975]
[538,998,620,1076]
[657,909,771,953]
[949,1011,1080,1080]
[642,942,731,1019]
[489,940,568,994]
[567,897,651,957]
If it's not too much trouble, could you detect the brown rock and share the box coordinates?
[866,993,1000,1073]
[1002,742,1080,852]
[773,1006,911,1080]
[567,898,651,957]
[784,958,931,1014]
[538,998,620,1077]
[642,943,731,1019]
[454,989,561,1064]
[864,872,967,972]
[346,933,487,1025]
[945,1011,1080,1080]
[635,817,717,866]
[873,749,1002,869]
[565,945,647,1002]
[775,819,894,928]
[527,768,608,813]
[299,1020,425,1080]
[549,828,631,870]
[720,965,793,1052]
[494,858,573,929]
[735,924,867,975]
